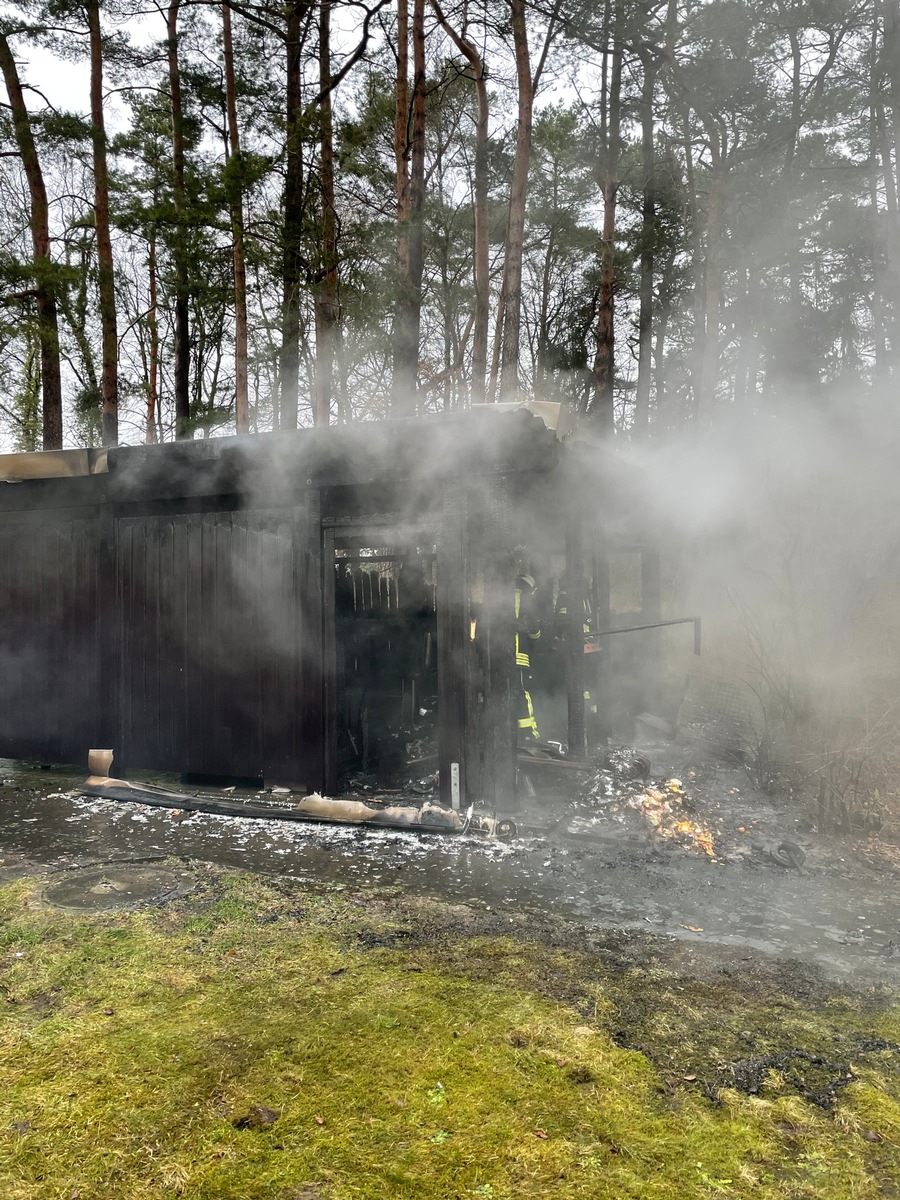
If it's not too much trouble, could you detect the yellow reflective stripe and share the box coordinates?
[515,633,530,667]
[518,690,540,736]
[583,691,592,700]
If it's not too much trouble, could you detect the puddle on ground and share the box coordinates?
[43,864,197,911]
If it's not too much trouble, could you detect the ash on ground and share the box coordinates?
[3,750,900,982]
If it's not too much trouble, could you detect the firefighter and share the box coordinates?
[515,572,542,741]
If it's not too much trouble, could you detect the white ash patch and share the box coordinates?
[63,793,527,862]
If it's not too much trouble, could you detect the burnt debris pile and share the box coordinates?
[574,747,718,859]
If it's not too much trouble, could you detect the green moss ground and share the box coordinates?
[0,869,899,1199]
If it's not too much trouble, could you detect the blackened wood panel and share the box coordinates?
[115,506,313,781]
[157,517,176,767]
[97,509,117,750]
[298,493,325,792]
[321,525,337,795]
[0,516,105,764]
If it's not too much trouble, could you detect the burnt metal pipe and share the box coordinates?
[592,616,702,656]
[79,776,517,840]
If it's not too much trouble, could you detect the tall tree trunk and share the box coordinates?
[336,327,350,422]
[88,0,118,446]
[498,0,533,398]
[697,165,724,423]
[870,19,891,381]
[633,48,656,436]
[874,96,900,364]
[314,0,338,426]
[0,34,63,450]
[638,0,677,430]
[434,122,453,407]
[883,0,900,177]
[280,1,309,429]
[223,1,250,433]
[408,0,426,371]
[652,239,677,427]
[432,0,489,402]
[392,0,426,415]
[146,226,159,442]
[590,0,622,432]
[221,0,381,426]
[167,0,191,438]
[682,110,705,425]
[876,7,900,366]
[732,266,751,407]
[876,98,899,219]
[537,228,554,393]
[488,277,505,399]
[781,19,805,338]
[394,0,409,338]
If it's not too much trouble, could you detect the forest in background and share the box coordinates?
[0,0,892,449]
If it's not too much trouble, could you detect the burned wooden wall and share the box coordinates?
[0,478,109,764]
[0,410,563,798]
[115,507,317,782]
[107,441,326,784]
[0,449,325,786]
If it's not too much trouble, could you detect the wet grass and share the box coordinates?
[0,870,898,1199]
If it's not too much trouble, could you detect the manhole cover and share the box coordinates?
[43,864,196,911]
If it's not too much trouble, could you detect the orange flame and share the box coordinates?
[629,787,717,857]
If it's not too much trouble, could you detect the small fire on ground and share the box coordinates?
[627,780,717,858]
[578,751,719,858]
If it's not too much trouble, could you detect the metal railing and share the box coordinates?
[593,615,702,656]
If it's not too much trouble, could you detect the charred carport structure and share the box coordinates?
[0,407,654,809]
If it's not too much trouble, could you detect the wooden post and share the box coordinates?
[566,511,586,760]
[480,476,516,808]
[592,533,612,746]
[437,479,468,807]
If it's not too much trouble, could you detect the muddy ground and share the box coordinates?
[1,742,899,987]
